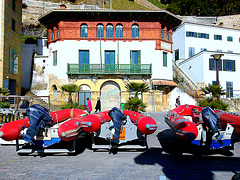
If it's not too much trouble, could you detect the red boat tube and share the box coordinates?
[58,111,111,141]
[0,109,85,141]
[165,105,201,141]
[214,110,240,136]
[123,110,157,135]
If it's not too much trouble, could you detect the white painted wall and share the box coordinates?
[173,23,240,61]
[170,87,197,109]
[47,40,173,80]
[179,51,240,94]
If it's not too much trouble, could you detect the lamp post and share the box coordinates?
[211,53,224,99]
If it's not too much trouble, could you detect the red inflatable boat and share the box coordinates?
[58,110,157,141]
[165,105,240,142]
[0,109,86,141]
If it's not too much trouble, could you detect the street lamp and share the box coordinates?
[211,53,224,99]
[211,54,224,86]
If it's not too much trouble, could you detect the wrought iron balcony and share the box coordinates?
[67,63,152,75]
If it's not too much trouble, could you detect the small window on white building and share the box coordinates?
[201,48,207,51]
[188,47,195,58]
[227,36,233,42]
[163,52,167,67]
[226,81,233,98]
[175,49,179,61]
[214,35,222,40]
[53,51,57,66]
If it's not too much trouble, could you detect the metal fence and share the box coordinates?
[22,0,101,10]
[0,95,50,125]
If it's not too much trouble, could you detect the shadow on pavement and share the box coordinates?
[134,129,240,180]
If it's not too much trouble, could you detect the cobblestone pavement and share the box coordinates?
[0,111,240,180]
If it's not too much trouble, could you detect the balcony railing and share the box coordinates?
[67,63,152,75]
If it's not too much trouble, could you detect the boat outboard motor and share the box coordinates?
[108,107,127,139]
[23,104,53,142]
[201,107,223,145]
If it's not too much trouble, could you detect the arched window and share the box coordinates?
[166,30,169,41]
[97,24,104,38]
[106,24,113,38]
[132,24,139,38]
[161,28,164,39]
[116,24,123,38]
[81,24,88,38]
[56,28,59,39]
[51,29,54,40]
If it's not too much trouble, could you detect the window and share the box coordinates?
[201,48,207,51]
[198,33,209,39]
[214,35,222,40]
[56,29,59,39]
[97,24,104,38]
[228,50,233,53]
[227,36,233,42]
[188,47,195,58]
[79,50,89,71]
[12,0,16,11]
[81,24,88,38]
[175,49,179,61]
[186,31,197,38]
[53,51,57,66]
[12,18,15,31]
[51,30,54,40]
[217,50,222,52]
[9,47,18,74]
[166,31,169,41]
[223,60,235,71]
[106,24,113,38]
[105,51,115,71]
[226,81,233,98]
[161,29,164,39]
[44,40,48,47]
[209,58,222,71]
[163,52,167,67]
[116,24,123,38]
[130,50,141,71]
[132,24,139,38]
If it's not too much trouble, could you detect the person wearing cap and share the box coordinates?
[20,97,29,109]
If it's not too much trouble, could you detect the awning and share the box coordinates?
[152,80,178,86]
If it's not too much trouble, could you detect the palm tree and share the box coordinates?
[125,82,149,98]
[201,84,225,99]
[60,84,80,103]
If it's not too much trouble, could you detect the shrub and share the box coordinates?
[0,102,10,108]
[61,102,83,110]
[124,97,147,112]
[197,98,228,111]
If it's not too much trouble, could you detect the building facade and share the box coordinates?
[0,0,24,95]
[38,9,181,111]
[173,22,240,98]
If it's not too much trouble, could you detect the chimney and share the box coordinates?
[60,4,66,10]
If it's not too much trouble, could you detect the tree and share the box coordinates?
[201,84,225,99]
[60,84,80,103]
[125,82,149,98]
[0,88,10,96]
[198,84,228,110]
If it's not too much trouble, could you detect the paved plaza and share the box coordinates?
[0,111,240,180]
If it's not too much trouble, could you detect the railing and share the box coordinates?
[67,63,152,75]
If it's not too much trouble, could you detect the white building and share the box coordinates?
[36,9,182,111]
[173,22,240,98]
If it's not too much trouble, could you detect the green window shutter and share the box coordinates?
[186,31,189,37]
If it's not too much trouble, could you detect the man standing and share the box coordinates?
[175,96,181,107]
[95,97,101,112]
